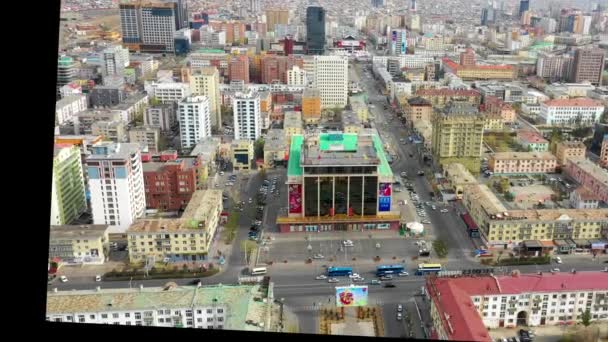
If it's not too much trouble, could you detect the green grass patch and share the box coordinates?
[494,255,550,266]
[104,267,219,281]
[432,240,449,259]
[222,210,241,244]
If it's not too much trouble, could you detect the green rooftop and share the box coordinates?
[287,133,393,178]
[372,134,392,177]
[196,48,226,54]
[319,133,358,151]
[288,134,304,177]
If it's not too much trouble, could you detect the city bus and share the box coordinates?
[250,267,267,275]
[376,264,405,276]
[415,263,442,276]
[327,266,353,277]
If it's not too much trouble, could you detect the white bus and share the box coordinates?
[250,267,267,275]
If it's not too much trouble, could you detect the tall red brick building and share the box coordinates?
[143,158,197,211]
[229,55,250,83]
[260,55,304,84]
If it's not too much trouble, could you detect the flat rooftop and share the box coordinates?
[287,133,392,177]
[50,225,109,240]
[568,159,608,186]
[47,284,264,331]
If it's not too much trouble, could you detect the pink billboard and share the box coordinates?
[288,184,302,214]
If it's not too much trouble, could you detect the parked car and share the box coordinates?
[554,256,562,264]
[370,279,382,285]
[342,240,354,247]
[398,271,409,276]
[384,283,396,288]
[60,275,68,283]
[328,277,340,283]
[380,275,393,280]
[440,209,449,213]
[316,275,328,280]
[396,312,402,320]
[313,254,325,259]
[348,273,361,279]
[397,304,403,312]
[95,275,102,282]
[188,279,202,285]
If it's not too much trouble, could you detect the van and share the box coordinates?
[250,267,267,275]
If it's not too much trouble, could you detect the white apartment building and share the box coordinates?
[539,98,605,126]
[145,82,192,104]
[232,91,261,141]
[189,67,221,129]
[46,284,272,331]
[189,51,229,69]
[86,142,146,232]
[312,55,348,109]
[427,273,608,340]
[179,96,212,150]
[144,104,176,131]
[56,94,88,125]
[103,45,130,76]
[287,65,308,86]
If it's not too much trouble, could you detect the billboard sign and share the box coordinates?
[400,30,407,54]
[378,183,392,212]
[391,30,397,42]
[288,184,302,214]
[335,285,369,307]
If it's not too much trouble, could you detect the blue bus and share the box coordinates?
[415,263,442,276]
[327,266,353,277]
[376,264,405,276]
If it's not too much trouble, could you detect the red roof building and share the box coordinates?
[426,272,608,340]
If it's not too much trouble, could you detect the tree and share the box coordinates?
[580,308,592,327]
[254,138,265,159]
[504,192,514,202]
[240,240,257,265]
[499,178,510,194]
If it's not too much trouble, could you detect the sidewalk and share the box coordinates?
[265,230,406,243]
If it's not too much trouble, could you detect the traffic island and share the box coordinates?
[103,264,219,281]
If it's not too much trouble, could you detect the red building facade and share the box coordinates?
[143,159,197,211]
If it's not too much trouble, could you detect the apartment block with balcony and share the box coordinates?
[142,158,197,211]
[489,152,557,175]
[49,224,110,264]
[127,190,222,263]
[555,141,586,166]
[564,158,608,204]
[431,102,486,174]
[46,283,272,331]
[51,145,88,226]
[129,126,160,154]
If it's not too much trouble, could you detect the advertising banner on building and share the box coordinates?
[400,30,407,54]
[378,183,392,211]
[335,285,369,307]
[288,184,302,214]
[391,30,397,42]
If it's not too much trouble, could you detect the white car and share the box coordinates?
[555,256,562,264]
[440,209,449,213]
[352,277,365,282]
[348,273,361,279]
[396,312,403,321]
[95,275,102,282]
[551,268,560,272]
[342,240,354,247]
[316,275,328,280]
[328,277,340,283]
[60,275,68,283]
[397,304,403,312]
[313,254,325,259]
[400,172,407,177]
[421,220,431,224]
[431,205,437,210]
[248,198,253,203]
[398,271,409,277]
[220,171,224,176]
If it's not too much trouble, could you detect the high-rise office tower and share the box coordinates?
[86,142,146,231]
[571,48,606,86]
[411,0,417,12]
[232,91,261,141]
[178,96,212,149]
[519,0,529,18]
[119,2,177,53]
[312,55,348,108]
[306,6,326,55]
[371,0,385,7]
